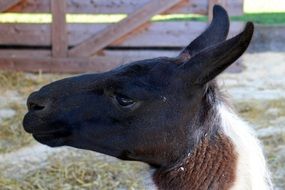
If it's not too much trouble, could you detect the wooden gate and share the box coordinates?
[0,0,244,73]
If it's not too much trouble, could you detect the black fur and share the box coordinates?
[23,5,253,180]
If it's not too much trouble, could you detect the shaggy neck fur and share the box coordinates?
[153,133,237,190]
[146,84,273,190]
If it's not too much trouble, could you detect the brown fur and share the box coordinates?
[153,133,237,190]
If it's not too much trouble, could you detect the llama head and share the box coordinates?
[23,5,253,167]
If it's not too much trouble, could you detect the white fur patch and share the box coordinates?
[141,168,158,190]
[218,104,273,190]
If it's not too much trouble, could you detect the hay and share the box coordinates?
[0,71,68,95]
[0,149,147,190]
[0,102,32,153]
[235,99,285,129]
[0,71,68,153]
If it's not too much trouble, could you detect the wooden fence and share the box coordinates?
[0,0,244,73]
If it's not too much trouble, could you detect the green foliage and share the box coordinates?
[232,13,285,25]
[155,13,285,25]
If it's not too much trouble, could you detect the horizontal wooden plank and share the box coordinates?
[100,50,245,74]
[0,50,182,73]
[111,22,245,47]
[0,50,173,73]
[97,50,181,63]
[0,49,178,60]
[0,48,243,73]
[0,56,123,73]
[0,50,51,57]
[9,0,243,16]
[0,24,50,45]
[101,50,180,57]
[0,21,245,47]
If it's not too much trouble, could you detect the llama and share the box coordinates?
[23,5,272,190]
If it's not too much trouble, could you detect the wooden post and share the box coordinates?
[51,0,68,58]
[0,0,22,12]
[208,0,226,22]
[68,0,182,57]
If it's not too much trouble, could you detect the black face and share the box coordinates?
[23,58,203,166]
[23,5,254,167]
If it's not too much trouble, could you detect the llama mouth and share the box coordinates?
[23,112,49,133]
[33,130,71,147]
[32,128,69,136]
[23,112,68,134]
[33,134,65,147]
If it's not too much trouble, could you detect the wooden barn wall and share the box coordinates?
[0,22,244,47]
[0,0,244,73]
[9,0,243,16]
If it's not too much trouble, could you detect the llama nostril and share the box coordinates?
[28,102,45,111]
[27,91,47,112]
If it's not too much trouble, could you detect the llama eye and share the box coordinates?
[115,94,135,107]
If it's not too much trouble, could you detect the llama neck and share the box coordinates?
[148,103,272,190]
[152,133,237,190]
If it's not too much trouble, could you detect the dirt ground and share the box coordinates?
[0,52,284,190]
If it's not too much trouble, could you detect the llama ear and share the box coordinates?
[178,22,254,85]
[178,5,229,60]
